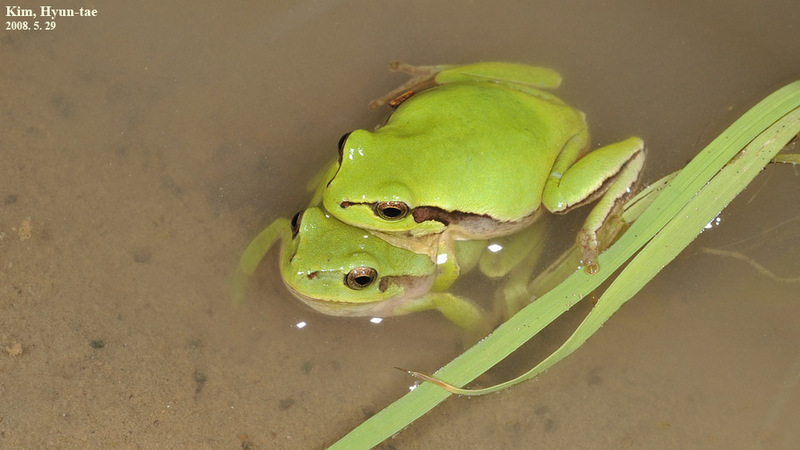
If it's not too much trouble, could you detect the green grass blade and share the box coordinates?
[328,81,800,449]
[448,105,800,395]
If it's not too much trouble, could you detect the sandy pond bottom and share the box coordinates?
[2,0,800,448]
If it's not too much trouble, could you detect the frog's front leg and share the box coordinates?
[397,291,487,332]
[232,217,292,306]
[430,235,461,292]
[543,136,645,273]
[238,217,292,275]
[430,231,492,292]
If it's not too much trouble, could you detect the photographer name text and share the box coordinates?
[5,5,98,30]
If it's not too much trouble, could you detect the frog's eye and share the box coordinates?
[345,267,378,290]
[290,211,303,238]
[374,201,410,221]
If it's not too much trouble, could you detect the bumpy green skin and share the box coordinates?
[322,62,645,268]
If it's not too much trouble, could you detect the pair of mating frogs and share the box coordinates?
[236,62,645,330]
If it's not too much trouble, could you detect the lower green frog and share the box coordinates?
[233,207,550,330]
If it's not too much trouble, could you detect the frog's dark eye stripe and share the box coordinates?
[326,133,351,188]
[345,267,378,290]
[337,132,351,162]
[374,201,410,221]
[290,211,303,237]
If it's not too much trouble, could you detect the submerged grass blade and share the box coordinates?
[701,247,800,283]
[328,81,800,449]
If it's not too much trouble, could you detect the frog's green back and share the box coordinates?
[328,82,587,222]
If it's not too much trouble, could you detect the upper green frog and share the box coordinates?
[321,62,645,271]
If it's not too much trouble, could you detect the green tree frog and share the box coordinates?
[321,62,645,273]
[233,207,550,330]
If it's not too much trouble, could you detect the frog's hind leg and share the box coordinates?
[543,136,645,272]
[578,145,645,272]
[434,62,562,90]
[369,62,450,110]
[370,61,564,110]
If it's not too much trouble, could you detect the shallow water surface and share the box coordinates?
[1,0,799,448]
